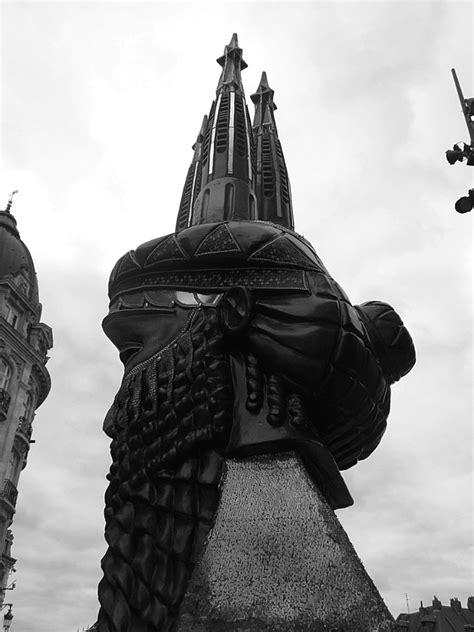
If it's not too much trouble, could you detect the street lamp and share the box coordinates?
[445,69,474,213]
[0,605,13,631]
[455,189,474,214]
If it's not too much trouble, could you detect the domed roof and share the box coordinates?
[0,210,39,304]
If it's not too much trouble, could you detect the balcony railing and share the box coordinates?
[0,389,11,420]
[0,480,18,508]
[16,416,32,441]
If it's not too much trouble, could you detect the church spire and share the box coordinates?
[251,72,294,230]
[176,34,257,230]
[175,116,207,232]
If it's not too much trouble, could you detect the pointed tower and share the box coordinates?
[251,72,294,229]
[175,116,208,232]
[177,34,257,230]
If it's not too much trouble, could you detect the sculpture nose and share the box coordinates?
[102,306,195,375]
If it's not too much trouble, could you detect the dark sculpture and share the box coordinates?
[97,34,415,631]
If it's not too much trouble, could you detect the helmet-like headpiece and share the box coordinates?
[108,34,307,303]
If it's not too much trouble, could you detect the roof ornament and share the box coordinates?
[5,190,18,214]
[216,32,247,94]
[251,71,276,128]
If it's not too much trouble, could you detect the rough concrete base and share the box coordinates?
[177,453,394,632]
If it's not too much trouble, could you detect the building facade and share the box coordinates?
[0,194,52,604]
[396,596,474,631]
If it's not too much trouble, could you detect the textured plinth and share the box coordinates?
[177,453,394,632]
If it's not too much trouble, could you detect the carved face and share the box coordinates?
[102,275,353,397]
[103,274,415,472]
[103,289,224,374]
[98,297,236,632]
[103,298,235,463]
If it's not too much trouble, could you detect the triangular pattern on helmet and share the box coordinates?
[249,236,317,268]
[115,251,141,278]
[145,235,187,266]
[195,224,241,256]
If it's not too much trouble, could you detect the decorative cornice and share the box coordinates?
[0,322,51,391]
[0,553,16,570]
[30,361,51,407]
[0,278,41,313]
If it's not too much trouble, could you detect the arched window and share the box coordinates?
[0,359,11,390]
[224,183,234,220]
[6,306,21,329]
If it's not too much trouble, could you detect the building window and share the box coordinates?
[20,392,33,419]
[0,359,11,390]
[5,307,20,330]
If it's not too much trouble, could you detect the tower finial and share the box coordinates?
[251,72,294,229]
[5,190,18,214]
[176,35,257,229]
[251,71,277,129]
[216,32,248,95]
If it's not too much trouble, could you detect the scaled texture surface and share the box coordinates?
[178,453,394,632]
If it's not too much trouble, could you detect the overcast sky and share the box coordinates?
[1,1,472,630]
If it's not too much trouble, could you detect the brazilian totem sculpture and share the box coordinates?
[97,34,416,632]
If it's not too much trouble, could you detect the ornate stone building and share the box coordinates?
[0,193,52,605]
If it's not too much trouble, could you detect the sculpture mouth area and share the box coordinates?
[102,304,200,377]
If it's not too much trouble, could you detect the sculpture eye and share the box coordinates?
[173,291,222,306]
[195,293,221,305]
[143,290,176,308]
[174,291,201,306]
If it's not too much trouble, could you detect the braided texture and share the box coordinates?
[247,271,415,470]
[97,309,233,631]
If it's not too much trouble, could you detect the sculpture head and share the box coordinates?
[100,30,416,513]
[103,220,415,485]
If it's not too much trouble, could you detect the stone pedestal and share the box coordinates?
[177,453,394,632]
